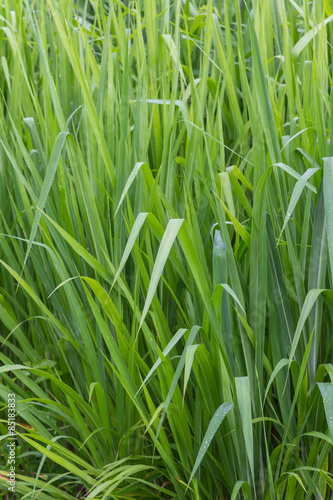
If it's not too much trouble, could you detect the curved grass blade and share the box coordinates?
[289,290,333,363]
[114,163,148,218]
[272,162,317,193]
[235,376,254,480]
[279,167,319,237]
[264,359,289,402]
[18,433,94,486]
[136,327,187,394]
[246,4,281,164]
[231,480,252,500]
[139,218,184,331]
[291,15,333,58]
[187,402,233,488]
[183,344,200,402]
[323,157,333,278]
[22,132,69,271]
[213,191,251,247]
[109,212,148,293]
[219,283,246,314]
[133,98,191,136]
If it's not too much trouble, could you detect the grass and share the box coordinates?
[0,0,333,498]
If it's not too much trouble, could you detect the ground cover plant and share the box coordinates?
[0,0,333,498]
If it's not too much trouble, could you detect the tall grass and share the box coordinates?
[0,0,333,498]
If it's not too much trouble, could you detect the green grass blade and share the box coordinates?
[323,157,333,278]
[318,383,333,445]
[279,167,319,237]
[139,219,184,331]
[187,402,233,488]
[235,376,254,481]
[22,132,69,270]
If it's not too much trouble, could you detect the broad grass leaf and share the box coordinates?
[280,128,312,153]
[144,403,165,435]
[267,213,294,352]
[41,213,113,282]
[282,472,307,492]
[213,190,251,246]
[86,464,154,498]
[219,172,236,216]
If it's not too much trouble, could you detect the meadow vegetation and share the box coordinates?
[1,0,333,498]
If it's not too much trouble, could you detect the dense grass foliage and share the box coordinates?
[1,0,333,498]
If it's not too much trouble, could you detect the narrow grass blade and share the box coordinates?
[264,359,289,402]
[219,283,246,314]
[136,327,187,394]
[139,219,184,331]
[318,383,333,444]
[272,162,317,193]
[289,289,333,366]
[323,157,333,278]
[291,15,333,58]
[187,402,233,488]
[155,325,200,441]
[235,377,254,480]
[247,5,281,163]
[109,212,148,292]
[114,163,148,218]
[280,167,319,237]
[22,132,69,270]
[231,480,251,500]
[183,344,200,402]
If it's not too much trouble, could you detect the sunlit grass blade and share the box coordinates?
[139,219,184,331]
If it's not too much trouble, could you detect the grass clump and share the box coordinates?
[0,0,333,498]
